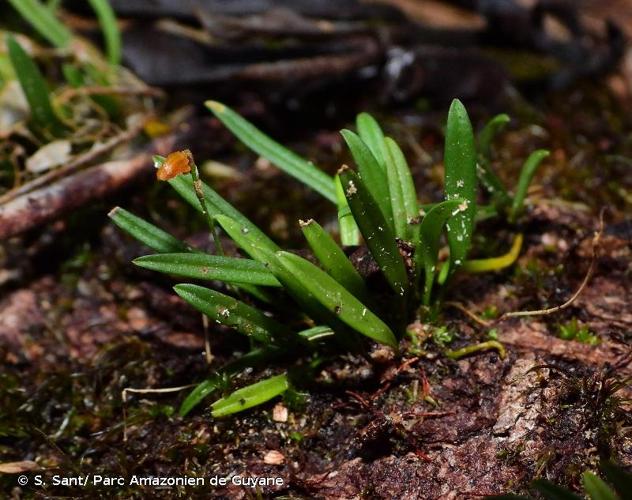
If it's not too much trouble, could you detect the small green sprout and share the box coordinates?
[557,318,600,345]
[110,99,546,417]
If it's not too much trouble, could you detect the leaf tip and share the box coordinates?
[205,100,226,114]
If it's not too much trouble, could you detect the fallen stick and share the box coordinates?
[0,134,177,240]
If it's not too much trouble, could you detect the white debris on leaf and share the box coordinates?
[346,180,357,196]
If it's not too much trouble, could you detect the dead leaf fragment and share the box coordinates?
[0,460,40,473]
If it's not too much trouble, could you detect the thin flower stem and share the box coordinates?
[190,161,225,256]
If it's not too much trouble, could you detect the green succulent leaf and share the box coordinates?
[478,113,510,159]
[108,207,190,253]
[211,373,289,417]
[356,112,388,169]
[582,472,617,500]
[335,175,360,246]
[216,215,339,325]
[276,251,398,348]
[179,375,223,417]
[206,101,336,203]
[169,175,279,253]
[7,0,72,48]
[384,137,419,241]
[509,149,549,222]
[88,0,121,66]
[600,461,632,497]
[416,199,465,304]
[341,129,393,231]
[444,99,477,273]
[133,253,281,287]
[300,219,368,301]
[298,325,335,342]
[6,36,66,136]
[174,283,287,344]
[339,167,409,297]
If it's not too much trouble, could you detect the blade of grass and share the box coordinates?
[444,98,477,272]
[174,283,287,345]
[7,0,72,48]
[206,101,336,203]
[335,175,360,246]
[133,253,281,287]
[356,112,387,169]
[509,149,549,223]
[384,137,419,241]
[341,129,393,231]
[87,0,121,66]
[462,234,523,273]
[169,175,279,252]
[416,199,465,305]
[211,373,289,417]
[277,251,398,348]
[108,207,190,253]
[300,219,368,301]
[339,167,409,296]
[7,36,66,136]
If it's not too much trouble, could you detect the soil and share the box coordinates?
[1,78,631,500]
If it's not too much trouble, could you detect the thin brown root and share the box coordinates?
[121,384,195,441]
[445,301,492,327]
[497,208,605,321]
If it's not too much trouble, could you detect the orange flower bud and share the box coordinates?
[156,150,193,181]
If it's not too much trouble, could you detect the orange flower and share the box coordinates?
[156,150,193,181]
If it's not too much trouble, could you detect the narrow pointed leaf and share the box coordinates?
[416,199,465,304]
[300,219,368,300]
[298,325,335,342]
[211,373,289,417]
[179,374,223,417]
[133,253,281,286]
[169,175,279,252]
[600,461,632,497]
[8,0,72,48]
[88,0,121,66]
[7,36,66,136]
[108,207,190,253]
[478,113,510,159]
[341,129,393,230]
[462,234,523,273]
[277,251,398,348]
[335,175,360,246]
[530,480,582,500]
[444,98,477,272]
[384,137,419,241]
[206,101,336,203]
[582,472,617,500]
[509,149,549,222]
[339,168,409,296]
[357,112,387,169]
[174,284,286,344]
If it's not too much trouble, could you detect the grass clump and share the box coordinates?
[110,99,547,417]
